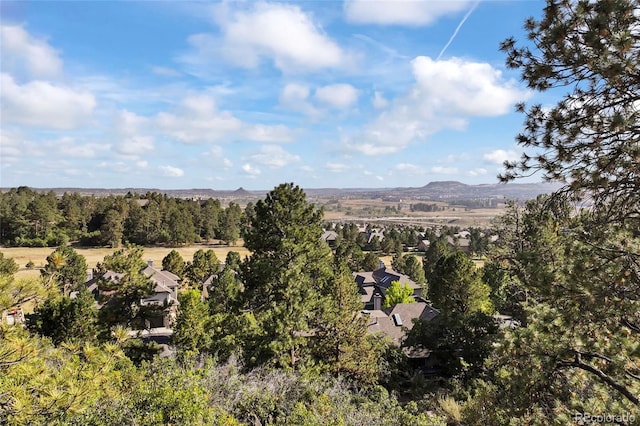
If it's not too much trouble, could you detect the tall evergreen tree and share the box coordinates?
[428,252,492,316]
[241,183,334,369]
[162,249,186,279]
[313,266,381,386]
[41,246,88,295]
[465,0,640,420]
[186,249,220,284]
[171,289,212,363]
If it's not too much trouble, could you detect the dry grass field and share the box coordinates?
[2,242,251,280]
[321,198,505,227]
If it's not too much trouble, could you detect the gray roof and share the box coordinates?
[321,230,338,241]
[141,265,180,288]
[371,267,421,291]
[366,301,439,345]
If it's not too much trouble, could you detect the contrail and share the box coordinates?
[437,1,480,60]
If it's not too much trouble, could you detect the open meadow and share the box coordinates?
[2,242,251,280]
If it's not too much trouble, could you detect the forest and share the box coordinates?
[2,0,640,424]
[0,188,246,247]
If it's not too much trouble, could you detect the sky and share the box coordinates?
[0,0,550,190]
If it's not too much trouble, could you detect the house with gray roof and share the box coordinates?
[83,260,180,330]
[354,267,423,310]
[365,301,440,345]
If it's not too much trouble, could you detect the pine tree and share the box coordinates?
[313,266,381,386]
[241,183,334,369]
[467,0,640,418]
[40,246,88,295]
[428,252,492,316]
[171,289,212,363]
[162,249,186,279]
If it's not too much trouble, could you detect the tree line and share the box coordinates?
[0,188,246,247]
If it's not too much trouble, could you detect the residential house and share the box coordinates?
[354,267,423,310]
[83,260,180,330]
[417,239,431,252]
[365,302,439,346]
[446,235,471,254]
[321,230,339,248]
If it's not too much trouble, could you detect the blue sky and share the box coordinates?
[0,1,548,190]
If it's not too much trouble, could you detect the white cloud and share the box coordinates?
[113,110,155,159]
[325,162,350,172]
[151,66,182,77]
[395,163,424,174]
[157,93,293,143]
[279,83,319,116]
[344,0,472,26]
[195,2,346,72]
[483,149,519,164]
[411,56,526,116]
[315,84,359,109]
[137,160,148,168]
[159,165,185,177]
[431,166,459,174]
[346,56,529,155]
[44,137,108,159]
[243,124,294,142]
[116,136,155,157]
[242,163,261,175]
[372,91,388,109]
[249,145,300,168]
[0,24,63,78]
[468,167,488,176]
[0,73,96,129]
[157,94,243,143]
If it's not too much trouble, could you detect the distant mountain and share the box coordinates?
[422,180,469,189]
[3,181,562,202]
[232,187,252,196]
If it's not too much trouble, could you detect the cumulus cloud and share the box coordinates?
[279,83,319,116]
[344,0,472,26]
[157,94,243,143]
[395,163,424,174]
[113,110,155,159]
[411,56,525,116]
[0,24,63,78]
[187,2,346,73]
[315,84,359,109]
[157,94,293,143]
[0,73,96,129]
[325,162,350,172]
[249,145,300,168]
[159,165,184,177]
[346,56,529,155]
[372,91,388,109]
[243,124,293,142]
[431,166,459,174]
[468,167,488,176]
[44,137,108,158]
[483,149,519,164]
[242,163,261,175]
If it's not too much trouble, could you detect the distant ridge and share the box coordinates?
[422,180,468,188]
[2,181,561,201]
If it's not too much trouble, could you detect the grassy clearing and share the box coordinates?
[1,242,251,280]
